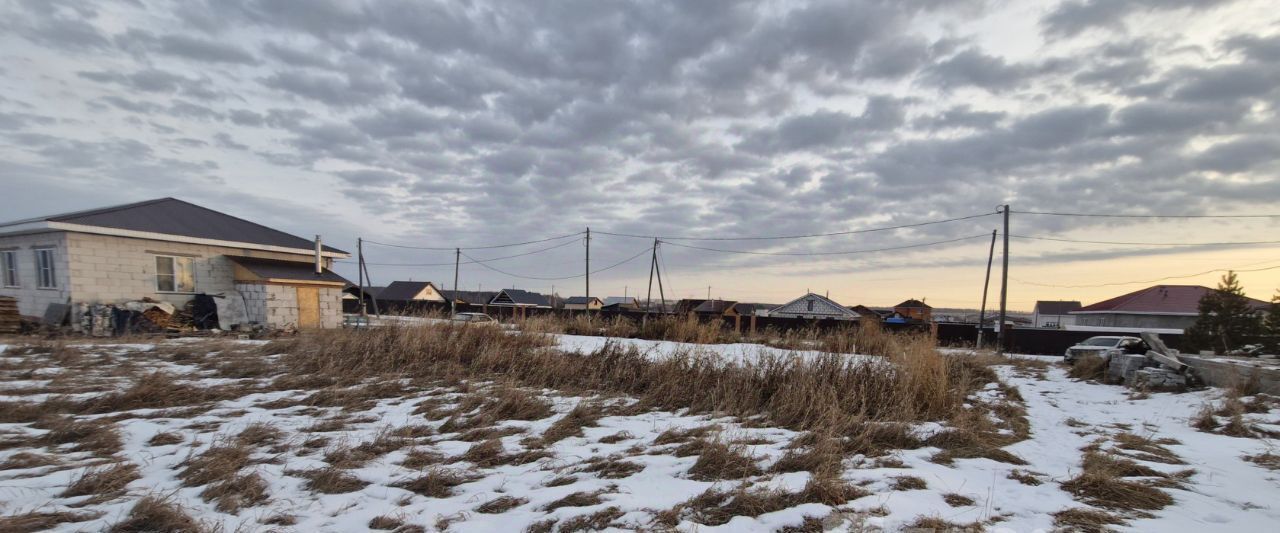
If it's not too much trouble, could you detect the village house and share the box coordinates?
[769,293,859,320]
[893,299,933,322]
[1032,300,1081,328]
[601,296,640,310]
[378,281,445,303]
[1069,284,1268,332]
[562,296,603,310]
[0,198,349,329]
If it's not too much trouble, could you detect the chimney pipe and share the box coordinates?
[314,235,322,276]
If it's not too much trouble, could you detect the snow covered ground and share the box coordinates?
[0,338,1277,532]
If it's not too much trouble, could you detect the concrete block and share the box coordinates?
[1107,353,1154,383]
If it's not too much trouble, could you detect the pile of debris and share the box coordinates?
[74,299,179,337]
[1107,332,1193,390]
[0,296,18,334]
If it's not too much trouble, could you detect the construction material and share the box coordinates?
[1140,331,1188,373]
[0,296,18,334]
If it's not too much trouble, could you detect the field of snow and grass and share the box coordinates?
[1,326,1279,532]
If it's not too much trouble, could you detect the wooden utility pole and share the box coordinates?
[358,238,366,319]
[585,227,590,304]
[655,242,666,311]
[452,248,460,317]
[645,238,658,314]
[976,230,996,348]
[997,205,1010,354]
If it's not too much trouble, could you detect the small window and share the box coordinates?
[35,248,56,289]
[155,256,195,292]
[806,299,815,312]
[1,251,16,287]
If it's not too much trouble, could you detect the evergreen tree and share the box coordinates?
[1185,271,1262,354]
[1265,290,1280,352]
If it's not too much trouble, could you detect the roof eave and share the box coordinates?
[27,221,350,258]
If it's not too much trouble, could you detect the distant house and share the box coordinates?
[601,296,640,310]
[733,303,775,317]
[0,197,349,329]
[894,299,932,322]
[562,296,603,310]
[378,281,445,302]
[848,305,883,322]
[693,299,738,316]
[1070,285,1268,332]
[769,293,859,320]
[441,290,498,306]
[674,299,709,315]
[489,289,551,309]
[1032,300,1081,328]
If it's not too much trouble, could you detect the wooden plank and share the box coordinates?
[297,287,320,328]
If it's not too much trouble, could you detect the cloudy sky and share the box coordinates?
[2,0,1278,310]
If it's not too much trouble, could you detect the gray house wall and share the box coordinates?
[0,233,71,316]
[1072,313,1197,330]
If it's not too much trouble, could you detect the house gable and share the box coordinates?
[770,293,857,318]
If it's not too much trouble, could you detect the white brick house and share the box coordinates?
[0,198,350,329]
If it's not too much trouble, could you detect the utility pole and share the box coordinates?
[645,238,658,314]
[977,230,996,349]
[585,227,590,305]
[707,286,711,300]
[358,238,366,319]
[452,248,460,317]
[997,205,1010,354]
[655,241,666,311]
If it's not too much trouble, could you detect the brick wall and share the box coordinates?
[236,283,342,329]
[0,233,71,316]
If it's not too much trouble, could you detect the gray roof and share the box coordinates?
[441,290,498,305]
[563,296,600,305]
[379,281,440,301]
[601,297,639,307]
[491,289,550,307]
[1034,300,1082,315]
[3,198,347,254]
[228,256,350,284]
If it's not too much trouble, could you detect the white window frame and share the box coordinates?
[154,255,196,293]
[1,250,17,287]
[34,247,56,289]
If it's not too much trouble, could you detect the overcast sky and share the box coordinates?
[2,0,1278,310]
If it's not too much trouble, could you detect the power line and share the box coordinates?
[659,234,991,256]
[1011,262,1280,289]
[1014,210,1280,219]
[460,246,652,281]
[1010,234,1280,246]
[593,211,998,241]
[337,237,583,266]
[363,231,585,251]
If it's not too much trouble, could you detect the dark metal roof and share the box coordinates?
[441,290,498,305]
[894,299,932,309]
[1075,285,1268,314]
[492,289,550,307]
[693,300,738,314]
[10,198,347,254]
[379,281,440,301]
[563,296,600,305]
[1034,300,1082,315]
[228,256,350,284]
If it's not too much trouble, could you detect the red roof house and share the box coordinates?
[1070,285,1268,331]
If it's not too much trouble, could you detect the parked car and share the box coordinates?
[342,315,370,328]
[452,312,496,324]
[1064,336,1146,363]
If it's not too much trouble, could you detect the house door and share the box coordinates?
[297,286,320,328]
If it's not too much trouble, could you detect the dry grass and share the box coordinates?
[201,472,269,512]
[540,402,602,444]
[178,442,251,487]
[943,493,976,507]
[542,490,607,511]
[558,506,624,532]
[680,439,763,481]
[36,417,123,457]
[1068,355,1109,381]
[401,448,446,469]
[458,439,506,467]
[0,510,103,532]
[0,451,59,470]
[76,372,221,415]
[581,456,645,479]
[393,467,479,498]
[653,425,717,446]
[544,475,577,487]
[236,423,283,448]
[902,516,981,532]
[1244,452,1280,470]
[1112,433,1184,464]
[63,462,140,499]
[107,496,209,533]
[295,466,369,494]
[147,431,185,446]
[598,431,633,444]
[1061,452,1175,511]
[476,495,529,514]
[890,475,927,491]
[1007,469,1044,486]
[368,514,405,530]
[1052,507,1124,531]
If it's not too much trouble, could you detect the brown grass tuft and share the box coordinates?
[63,462,140,500]
[890,475,927,491]
[393,467,479,498]
[147,431,185,446]
[37,417,123,456]
[558,507,624,532]
[476,495,529,514]
[1068,355,1109,381]
[582,456,645,479]
[681,439,763,481]
[178,443,251,487]
[545,475,578,487]
[1052,507,1124,531]
[1007,469,1043,486]
[943,493,975,507]
[541,402,601,444]
[107,496,208,533]
[296,466,369,494]
[543,490,607,511]
[1062,452,1174,511]
[368,514,405,530]
[201,472,269,512]
[0,510,102,532]
[0,452,59,470]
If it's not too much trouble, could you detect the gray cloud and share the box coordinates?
[1042,0,1235,38]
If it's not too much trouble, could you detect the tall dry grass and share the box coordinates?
[274,318,988,432]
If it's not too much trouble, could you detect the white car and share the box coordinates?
[1064,336,1145,363]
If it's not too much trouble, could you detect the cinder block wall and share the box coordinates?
[236,283,343,329]
[0,233,71,316]
[319,287,342,328]
[64,233,329,309]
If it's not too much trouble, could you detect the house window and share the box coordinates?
[1,251,16,287]
[806,299,815,312]
[155,256,195,292]
[35,248,56,289]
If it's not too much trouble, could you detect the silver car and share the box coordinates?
[1064,336,1145,363]
[451,312,496,324]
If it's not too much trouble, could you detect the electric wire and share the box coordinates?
[1014,210,1280,219]
[362,230,585,251]
[1011,262,1280,289]
[1009,235,1280,246]
[659,233,991,256]
[338,237,583,267]
[460,246,652,281]
[593,211,998,241]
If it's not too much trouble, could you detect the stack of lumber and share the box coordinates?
[0,297,17,334]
